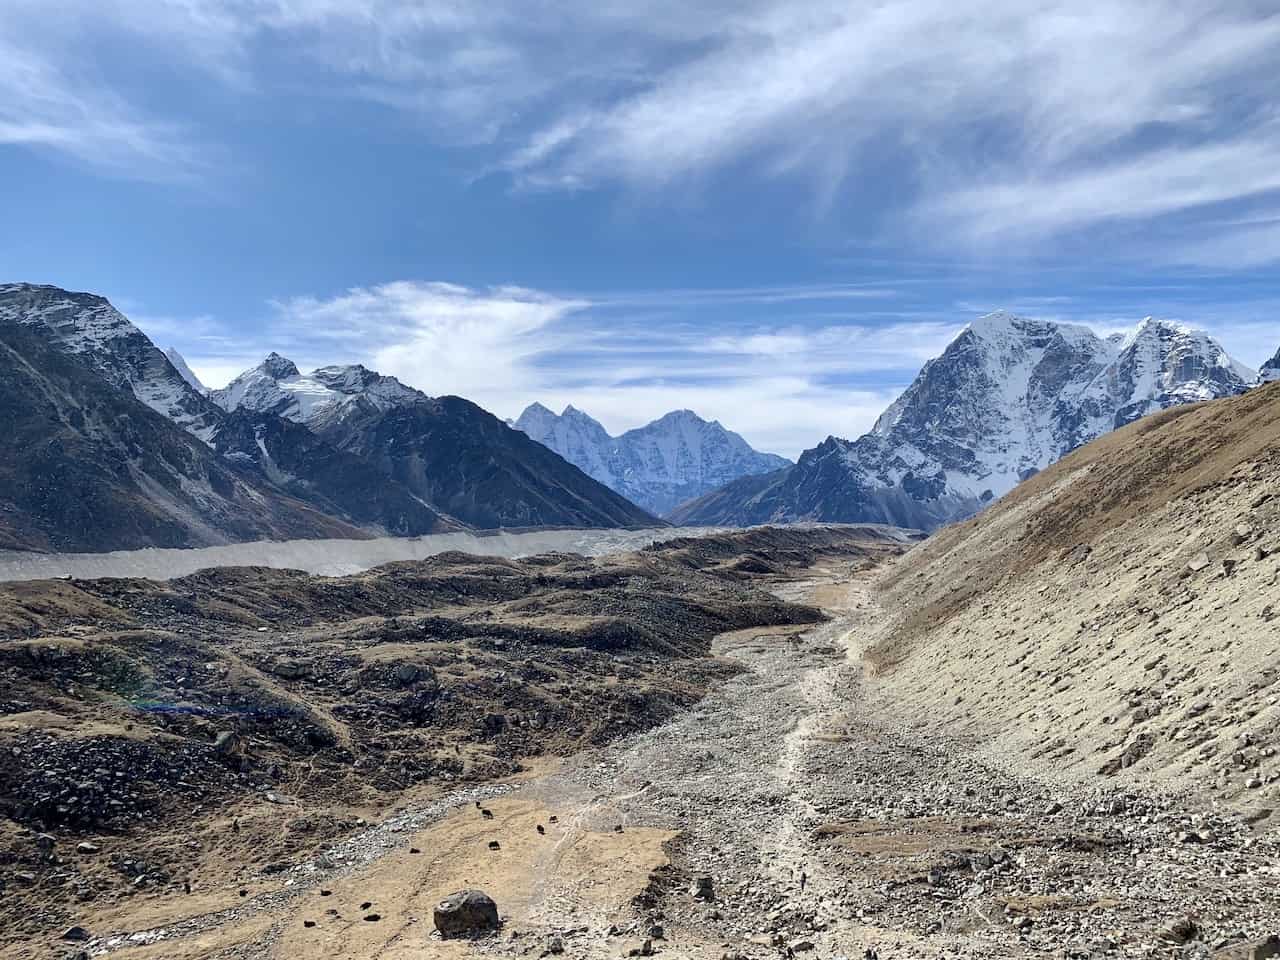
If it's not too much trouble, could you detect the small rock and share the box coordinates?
[76,842,100,854]
[620,938,652,957]
[1162,918,1200,944]
[62,927,91,942]
[433,889,500,939]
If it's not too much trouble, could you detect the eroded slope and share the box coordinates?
[867,381,1280,805]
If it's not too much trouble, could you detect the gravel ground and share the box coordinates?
[487,566,1280,960]
[44,561,1279,960]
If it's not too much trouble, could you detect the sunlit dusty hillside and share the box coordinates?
[868,381,1280,806]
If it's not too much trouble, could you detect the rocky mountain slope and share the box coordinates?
[512,404,790,515]
[211,410,452,537]
[216,359,658,530]
[1257,346,1280,384]
[671,312,1253,530]
[163,347,207,394]
[866,380,1280,803]
[0,284,224,441]
[0,284,657,548]
[0,321,368,552]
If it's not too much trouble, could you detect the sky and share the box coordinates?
[2,1,1279,459]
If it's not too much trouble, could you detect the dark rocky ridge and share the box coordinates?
[212,410,453,536]
[0,323,366,552]
[315,395,659,530]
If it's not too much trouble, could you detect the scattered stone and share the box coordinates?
[433,889,500,939]
[76,841,100,854]
[620,938,653,957]
[1162,918,1201,944]
[691,876,715,901]
[61,927,90,942]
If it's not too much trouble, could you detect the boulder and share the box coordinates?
[433,889,500,938]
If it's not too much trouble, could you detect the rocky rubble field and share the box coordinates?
[0,526,909,954]
[470,571,1279,960]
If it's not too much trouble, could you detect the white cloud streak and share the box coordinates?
[178,280,944,457]
[8,1,1280,262]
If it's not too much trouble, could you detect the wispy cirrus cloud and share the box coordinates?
[9,1,1280,263]
[174,279,938,457]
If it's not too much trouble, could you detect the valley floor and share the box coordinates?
[32,560,1278,960]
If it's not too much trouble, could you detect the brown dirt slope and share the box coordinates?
[867,380,1280,805]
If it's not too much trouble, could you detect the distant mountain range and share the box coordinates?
[0,283,655,551]
[511,404,790,515]
[671,313,1261,530]
[3,284,1271,550]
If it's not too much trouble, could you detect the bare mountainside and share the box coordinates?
[867,380,1280,805]
[0,526,908,954]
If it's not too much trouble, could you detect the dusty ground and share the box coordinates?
[22,558,1276,960]
[867,382,1280,807]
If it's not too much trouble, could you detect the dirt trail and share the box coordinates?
[54,561,1280,960]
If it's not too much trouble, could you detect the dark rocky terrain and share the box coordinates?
[0,322,366,552]
[0,526,907,953]
[212,410,452,537]
[313,395,657,530]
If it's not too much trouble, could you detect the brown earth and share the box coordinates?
[0,525,910,956]
[865,380,1280,806]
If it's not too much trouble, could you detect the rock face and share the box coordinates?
[0,319,366,552]
[671,313,1253,530]
[164,347,207,395]
[432,889,500,937]
[1256,347,1280,386]
[214,356,658,531]
[1,283,224,440]
[211,410,451,536]
[512,404,790,516]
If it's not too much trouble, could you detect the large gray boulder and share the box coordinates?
[433,889,499,938]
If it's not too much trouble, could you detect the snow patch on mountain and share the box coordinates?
[211,353,423,428]
[0,283,222,441]
[512,404,790,515]
[165,348,207,394]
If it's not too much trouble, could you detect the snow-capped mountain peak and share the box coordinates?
[672,311,1255,531]
[513,403,790,515]
[0,283,222,440]
[164,347,208,394]
[260,351,301,380]
[211,355,424,427]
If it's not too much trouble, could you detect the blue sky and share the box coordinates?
[2,1,1279,457]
